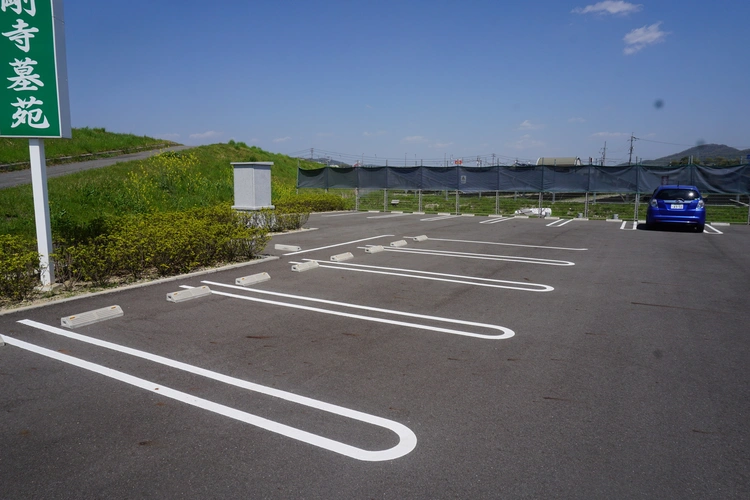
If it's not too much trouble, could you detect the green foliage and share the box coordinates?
[0,235,41,302]
[275,192,353,212]
[242,209,310,233]
[0,144,324,239]
[0,127,178,167]
[52,206,270,288]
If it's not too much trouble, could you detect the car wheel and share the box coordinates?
[696,224,705,233]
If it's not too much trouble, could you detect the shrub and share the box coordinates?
[275,192,352,212]
[0,235,41,302]
[52,206,271,285]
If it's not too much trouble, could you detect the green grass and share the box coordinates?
[0,142,323,239]
[0,127,178,167]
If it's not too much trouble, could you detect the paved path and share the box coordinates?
[0,145,193,189]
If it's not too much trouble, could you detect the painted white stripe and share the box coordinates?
[363,246,574,266]
[294,259,553,292]
[321,212,362,218]
[423,238,587,251]
[620,220,627,230]
[283,235,393,256]
[479,217,514,225]
[705,224,723,234]
[8,322,418,462]
[545,219,564,227]
[197,282,515,340]
[419,215,458,222]
[367,213,410,219]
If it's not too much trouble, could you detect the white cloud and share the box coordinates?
[363,130,387,137]
[273,136,291,143]
[623,22,669,54]
[401,135,428,144]
[568,117,586,123]
[519,120,544,130]
[189,130,221,140]
[508,134,545,150]
[573,1,642,15]
[430,141,454,149]
[592,131,628,138]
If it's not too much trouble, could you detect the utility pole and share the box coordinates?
[601,141,607,166]
[628,134,636,166]
[310,148,314,161]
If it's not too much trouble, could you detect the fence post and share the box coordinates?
[355,187,359,211]
[495,191,499,215]
[384,189,387,212]
[585,192,589,218]
[634,193,640,221]
[418,190,422,212]
[455,191,459,214]
[538,192,542,216]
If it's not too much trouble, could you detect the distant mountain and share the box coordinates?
[641,144,750,166]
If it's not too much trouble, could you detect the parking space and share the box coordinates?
[1,214,749,498]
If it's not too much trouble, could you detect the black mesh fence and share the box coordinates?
[298,164,750,194]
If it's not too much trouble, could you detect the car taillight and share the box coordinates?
[650,199,657,208]
[698,200,705,208]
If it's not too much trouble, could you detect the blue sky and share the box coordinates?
[62,0,749,164]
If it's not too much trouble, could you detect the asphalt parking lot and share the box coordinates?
[2,213,749,499]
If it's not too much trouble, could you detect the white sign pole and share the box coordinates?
[29,138,54,287]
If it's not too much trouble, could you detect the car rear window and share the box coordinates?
[655,189,699,200]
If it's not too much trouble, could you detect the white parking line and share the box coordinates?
[367,213,411,219]
[197,281,515,340]
[479,217,514,225]
[321,212,362,217]
[421,238,587,251]
[360,246,575,266]
[620,220,637,230]
[546,219,574,227]
[283,235,393,256]
[5,321,417,462]
[705,224,723,234]
[420,215,459,222]
[294,259,554,292]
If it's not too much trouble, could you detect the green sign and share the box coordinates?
[0,0,70,138]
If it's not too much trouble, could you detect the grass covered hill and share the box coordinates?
[0,127,178,168]
[0,141,340,240]
[644,143,750,166]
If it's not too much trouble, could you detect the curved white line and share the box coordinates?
[298,259,553,292]
[10,323,418,462]
[423,238,587,251]
[364,246,575,266]
[196,282,515,340]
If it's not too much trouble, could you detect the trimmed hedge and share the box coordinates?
[53,206,271,286]
[1,204,314,304]
[0,235,41,302]
[276,192,352,213]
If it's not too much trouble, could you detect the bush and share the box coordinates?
[51,206,271,285]
[0,235,41,302]
[275,192,352,212]
[241,209,310,233]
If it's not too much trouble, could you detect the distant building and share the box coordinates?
[536,157,582,167]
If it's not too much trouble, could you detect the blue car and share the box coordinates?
[646,185,706,232]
